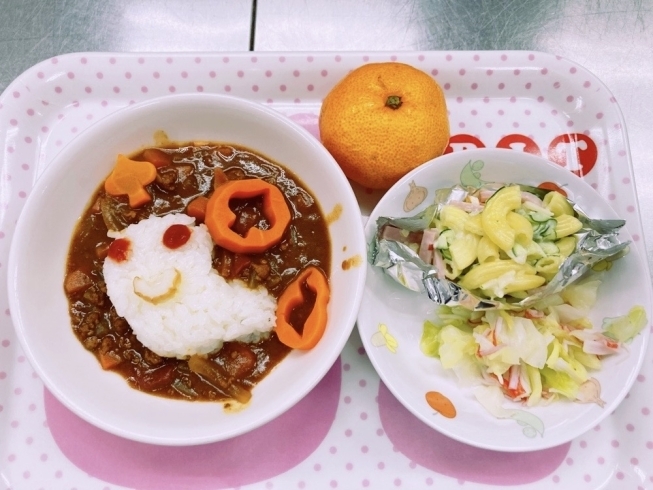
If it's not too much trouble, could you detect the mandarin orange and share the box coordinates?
[319,62,450,190]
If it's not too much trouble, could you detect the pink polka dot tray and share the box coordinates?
[1,51,652,489]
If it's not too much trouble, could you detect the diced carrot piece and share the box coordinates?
[213,168,230,189]
[186,195,209,223]
[142,148,173,168]
[99,352,122,370]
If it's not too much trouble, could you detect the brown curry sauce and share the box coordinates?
[64,143,331,402]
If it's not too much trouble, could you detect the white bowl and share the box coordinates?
[358,148,652,452]
[7,93,367,445]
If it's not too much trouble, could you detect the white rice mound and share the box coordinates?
[102,213,277,359]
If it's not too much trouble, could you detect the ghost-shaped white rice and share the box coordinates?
[103,213,276,359]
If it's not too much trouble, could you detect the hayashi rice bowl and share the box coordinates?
[66,139,332,404]
[8,93,367,445]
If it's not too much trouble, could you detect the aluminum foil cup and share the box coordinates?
[369,183,629,311]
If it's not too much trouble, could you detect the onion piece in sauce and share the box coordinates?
[188,355,252,404]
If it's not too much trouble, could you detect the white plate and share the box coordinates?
[358,148,652,452]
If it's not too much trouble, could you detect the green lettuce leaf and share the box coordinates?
[603,305,648,343]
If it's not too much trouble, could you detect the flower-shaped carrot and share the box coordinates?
[205,179,291,254]
[104,154,157,208]
[275,266,330,350]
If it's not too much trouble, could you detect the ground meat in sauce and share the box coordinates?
[64,143,331,402]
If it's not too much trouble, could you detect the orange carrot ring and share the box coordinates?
[205,179,291,254]
[275,266,330,350]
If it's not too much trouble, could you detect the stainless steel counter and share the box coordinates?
[0,0,253,90]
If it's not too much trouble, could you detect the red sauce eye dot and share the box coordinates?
[108,238,131,262]
[163,224,192,249]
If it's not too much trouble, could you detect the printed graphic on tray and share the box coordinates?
[548,133,598,177]
[445,132,598,177]
[497,134,542,156]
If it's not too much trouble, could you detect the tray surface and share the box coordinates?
[1,51,652,489]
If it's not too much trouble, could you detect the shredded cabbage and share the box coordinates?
[603,305,648,343]
[421,283,648,409]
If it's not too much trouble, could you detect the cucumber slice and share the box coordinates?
[539,241,560,255]
[533,219,557,241]
[508,243,528,264]
[436,229,456,249]
[529,211,554,223]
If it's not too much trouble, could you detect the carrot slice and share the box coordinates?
[275,266,330,350]
[205,179,291,254]
[104,154,157,208]
[186,195,209,223]
[99,352,122,370]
